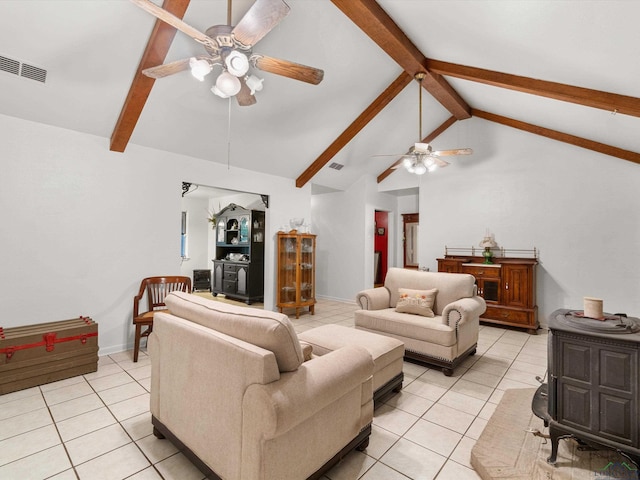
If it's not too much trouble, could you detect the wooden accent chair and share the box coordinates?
[133,276,191,362]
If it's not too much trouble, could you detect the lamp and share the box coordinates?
[215,71,242,97]
[189,57,212,82]
[245,74,264,95]
[479,232,498,264]
[225,50,249,77]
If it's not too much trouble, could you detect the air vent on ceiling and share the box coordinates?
[329,162,344,170]
[0,55,47,83]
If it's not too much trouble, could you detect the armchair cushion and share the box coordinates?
[396,288,438,317]
[165,291,304,372]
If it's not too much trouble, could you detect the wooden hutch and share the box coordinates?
[438,247,538,333]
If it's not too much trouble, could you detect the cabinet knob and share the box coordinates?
[505,283,509,290]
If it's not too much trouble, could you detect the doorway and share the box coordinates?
[402,213,419,269]
[374,210,389,286]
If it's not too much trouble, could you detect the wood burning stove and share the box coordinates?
[533,309,640,467]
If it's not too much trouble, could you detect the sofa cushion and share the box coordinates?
[384,268,476,315]
[396,288,437,317]
[164,292,304,372]
[355,308,457,347]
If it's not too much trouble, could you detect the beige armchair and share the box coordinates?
[149,292,373,480]
[355,268,486,376]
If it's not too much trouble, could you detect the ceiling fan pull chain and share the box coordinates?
[227,97,232,170]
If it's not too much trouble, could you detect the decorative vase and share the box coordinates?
[482,247,493,264]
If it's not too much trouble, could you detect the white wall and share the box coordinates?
[418,117,640,326]
[312,175,399,302]
[1,114,311,354]
[179,195,210,277]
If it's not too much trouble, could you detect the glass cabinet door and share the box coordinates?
[239,216,249,243]
[278,235,298,304]
[300,236,314,302]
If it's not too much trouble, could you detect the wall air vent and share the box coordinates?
[0,55,47,83]
[329,162,344,170]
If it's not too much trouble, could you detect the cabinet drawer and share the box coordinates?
[484,306,531,325]
[223,280,236,293]
[462,264,501,278]
[223,263,237,272]
[224,271,237,281]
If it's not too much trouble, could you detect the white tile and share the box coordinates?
[48,469,78,480]
[465,417,488,440]
[65,423,131,465]
[435,459,482,479]
[450,379,494,401]
[422,403,475,434]
[49,393,104,422]
[0,387,40,406]
[39,375,86,392]
[98,382,147,406]
[136,434,179,464]
[127,467,164,480]
[0,424,60,467]
[372,403,419,436]
[0,444,71,480]
[403,377,448,401]
[154,452,206,480]
[404,419,463,457]
[56,406,117,442]
[75,443,150,480]
[360,461,410,480]
[365,425,400,459]
[120,412,154,441]
[383,390,434,417]
[0,407,52,441]
[380,438,447,480]
[0,394,46,421]
[42,381,93,406]
[128,364,152,381]
[324,450,375,480]
[437,390,486,416]
[87,371,134,392]
[460,369,502,388]
[83,363,124,381]
[108,393,150,422]
[450,436,476,468]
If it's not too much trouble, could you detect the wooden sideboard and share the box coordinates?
[437,255,538,333]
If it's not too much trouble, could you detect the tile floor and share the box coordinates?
[0,298,548,480]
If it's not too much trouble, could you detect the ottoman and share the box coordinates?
[299,324,404,406]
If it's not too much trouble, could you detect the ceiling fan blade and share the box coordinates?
[232,0,291,48]
[130,0,217,50]
[236,77,257,107]
[434,157,451,167]
[432,148,473,156]
[251,54,324,85]
[142,55,215,79]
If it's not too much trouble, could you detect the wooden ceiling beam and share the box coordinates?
[110,0,191,152]
[377,116,457,183]
[330,0,470,120]
[473,109,640,165]
[428,59,640,118]
[296,72,412,188]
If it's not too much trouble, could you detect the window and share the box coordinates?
[180,211,188,259]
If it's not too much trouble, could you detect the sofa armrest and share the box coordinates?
[243,345,373,438]
[356,287,391,310]
[441,296,487,329]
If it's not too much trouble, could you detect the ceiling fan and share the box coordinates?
[384,72,472,175]
[130,0,324,106]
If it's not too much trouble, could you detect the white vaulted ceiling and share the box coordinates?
[0,0,638,192]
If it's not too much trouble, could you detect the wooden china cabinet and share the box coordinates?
[438,250,538,333]
[276,232,316,319]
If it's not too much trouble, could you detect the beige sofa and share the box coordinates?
[355,268,486,376]
[149,292,373,480]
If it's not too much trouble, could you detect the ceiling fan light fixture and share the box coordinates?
[210,84,230,98]
[189,57,212,82]
[225,50,250,77]
[216,71,242,96]
[413,163,427,175]
[245,74,264,95]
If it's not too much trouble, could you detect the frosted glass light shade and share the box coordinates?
[225,51,249,77]
[216,71,241,96]
[211,84,230,98]
[245,75,264,95]
[189,57,212,81]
